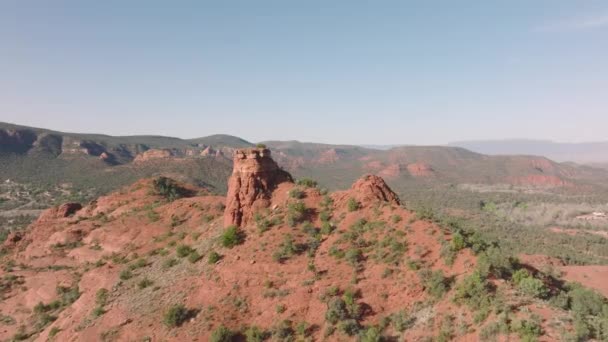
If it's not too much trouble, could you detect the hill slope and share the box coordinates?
[2,149,604,341]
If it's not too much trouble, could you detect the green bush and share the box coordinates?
[419,269,450,299]
[138,277,154,289]
[391,310,414,332]
[188,251,202,263]
[221,226,245,248]
[153,177,189,201]
[347,198,360,212]
[326,298,349,324]
[208,251,222,264]
[273,234,303,263]
[296,178,317,188]
[210,325,235,341]
[518,277,548,299]
[119,269,133,280]
[163,304,190,327]
[176,244,194,258]
[512,319,542,341]
[244,326,269,342]
[453,271,492,310]
[287,201,307,226]
[288,188,305,199]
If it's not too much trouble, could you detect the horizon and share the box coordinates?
[1,1,607,144]
[4,120,608,147]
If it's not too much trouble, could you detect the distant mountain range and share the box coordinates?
[3,121,608,204]
[449,139,608,164]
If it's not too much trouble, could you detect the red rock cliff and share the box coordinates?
[224,148,293,227]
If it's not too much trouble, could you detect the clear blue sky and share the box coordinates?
[1,1,607,144]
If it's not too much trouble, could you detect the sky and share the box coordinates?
[1,1,607,145]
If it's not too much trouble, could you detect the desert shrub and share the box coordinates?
[512,319,542,341]
[162,258,179,269]
[289,188,305,199]
[319,210,331,222]
[569,284,606,318]
[96,288,109,306]
[326,298,349,324]
[244,326,270,342]
[345,248,363,266]
[518,278,548,299]
[152,177,188,201]
[477,246,517,279]
[287,201,307,226]
[320,221,334,235]
[359,326,382,342]
[138,277,154,289]
[210,325,236,342]
[208,251,222,264]
[163,304,190,328]
[418,269,450,299]
[347,198,360,212]
[57,285,80,305]
[256,143,267,148]
[453,271,492,310]
[338,319,360,336]
[176,244,194,258]
[272,320,295,340]
[221,226,245,248]
[296,178,317,188]
[119,269,133,280]
[451,232,466,251]
[188,251,202,263]
[273,234,303,263]
[391,215,402,224]
[391,310,415,332]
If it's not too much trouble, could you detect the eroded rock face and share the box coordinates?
[224,148,293,227]
[37,203,83,222]
[350,174,401,206]
[133,149,174,162]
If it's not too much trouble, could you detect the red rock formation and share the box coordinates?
[133,149,174,163]
[406,162,434,177]
[350,174,401,205]
[224,148,293,227]
[37,203,82,222]
[332,174,401,208]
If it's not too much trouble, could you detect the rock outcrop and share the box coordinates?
[36,203,83,222]
[224,148,293,227]
[351,174,401,205]
[133,149,174,163]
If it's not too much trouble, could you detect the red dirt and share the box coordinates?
[560,265,608,297]
[0,153,584,341]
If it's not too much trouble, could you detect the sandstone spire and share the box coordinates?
[224,148,293,227]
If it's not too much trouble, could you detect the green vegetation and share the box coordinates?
[163,304,192,328]
[511,269,548,299]
[210,325,235,342]
[273,234,304,263]
[288,188,305,199]
[418,269,450,299]
[347,198,360,212]
[296,178,318,188]
[208,251,222,264]
[152,177,190,201]
[176,244,195,258]
[286,201,307,227]
[221,225,245,248]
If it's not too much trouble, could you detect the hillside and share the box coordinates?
[1,148,606,341]
[449,139,608,164]
[3,122,608,267]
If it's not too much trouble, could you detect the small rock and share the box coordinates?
[250,260,256,264]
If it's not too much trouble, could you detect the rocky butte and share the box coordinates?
[224,147,293,227]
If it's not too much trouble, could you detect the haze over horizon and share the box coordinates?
[1,1,607,145]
